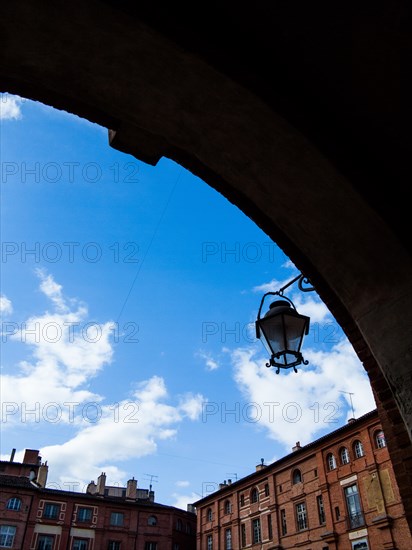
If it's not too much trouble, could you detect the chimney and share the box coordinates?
[227,479,232,485]
[97,472,106,495]
[219,480,227,489]
[10,448,16,462]
[86,481,97,494]
[126,478,137,500]
[348,417,356,424]
[256,458,266,471]
[36,462,49,487]
[187,504,196,514]
[23,449,40,464]
[292,442,301,452]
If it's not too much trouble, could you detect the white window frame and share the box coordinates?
[0,525,16,548]
[296,502,308,531]
[354,440,364,458]
[6,497,21,511]
[327,453,337,470]
[341,447,350,464]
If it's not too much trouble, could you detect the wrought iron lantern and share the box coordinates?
[255,274,314,373]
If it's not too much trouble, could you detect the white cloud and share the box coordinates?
[0,294,13,315]
[35,268,68,312]
[178,393,204,420]
[196,350,220,371]
[175,480,190,487]
[0,271,207,488]
[26,376,206,487]
[0,94,23,120]
[171,491,200,510]
[1,272,114,421]
[230,338,376,453]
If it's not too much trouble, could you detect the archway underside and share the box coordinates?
[2,0,412,530]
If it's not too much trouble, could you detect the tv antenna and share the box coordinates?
[144,473,159,491]
[340,391,355,419]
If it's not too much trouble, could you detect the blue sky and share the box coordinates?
[0,93,376,509]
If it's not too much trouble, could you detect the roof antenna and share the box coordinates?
[144,473,158,492]
[340,391,355,419]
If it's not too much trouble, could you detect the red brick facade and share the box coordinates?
[0,451,196,549]
[193,409,411,550]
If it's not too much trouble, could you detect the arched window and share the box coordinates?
[6,497,21,511]
[148,515,157,526]
[340,447,350,465]
[224,500,231,514]
[207,508,213,522]
[327,453,337,471]
[292,469,302,484]
[251,487,259,503]
[353,440,364,458]
[375,430,387,449]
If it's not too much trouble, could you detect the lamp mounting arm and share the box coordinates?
[256,273,314,321]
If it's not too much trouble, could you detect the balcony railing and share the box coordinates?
[348,512,365,529]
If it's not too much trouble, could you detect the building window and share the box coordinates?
[6,497,21,511]
[240,494,245,506]
[43,502,60,519]
[375,430,386,449]
[110,512,124,526]
[353,440,364,458]
[144,544,157,550]
[292,468,302,483]
[314,468,318,477]
[108,543,121,550]
[268,514,273,539]
[340,447,350,465]
[345,484,364,529]
[279,484,282,493]
[173,545,179,550]
[251,487,259,503]
[352,539,369,550]
[206,508,212,522]
[0,526,16,548]
[37,535,54,550]
[225,528,232,550]
[176,519,183,531]
[148,515,157,526]
[77,507,92,522]
[252,518,261,544]
[317,495,326,525]
[224,500,231,514]
[72,539,88,550]
[327,453,337,470]
[207,534,213,550]
[296,502,308,531]
[280,509,287,535]
[335,506,340,520]
[264,483,269,496]
[241,523,246,547]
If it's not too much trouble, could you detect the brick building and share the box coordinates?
[0,450,196,549]
[193,409,411,550]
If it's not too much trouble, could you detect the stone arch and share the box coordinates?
[2,0,411,528]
